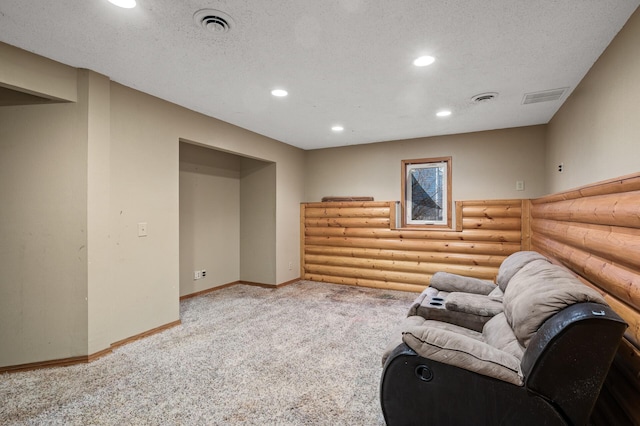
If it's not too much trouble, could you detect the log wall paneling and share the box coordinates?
[530,172,640,426]
[301,199,523,293]
[302,175,639,423]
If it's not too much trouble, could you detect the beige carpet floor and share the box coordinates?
[0,280,415,425]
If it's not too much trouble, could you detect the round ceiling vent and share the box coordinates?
[194,9,234,34]
[471,92,499,103]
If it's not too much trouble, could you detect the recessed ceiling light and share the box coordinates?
[413,55,435,67]
[436,110,452,117]
[108,0,137,8]
[271,89,288,97]
[331,125,344,132]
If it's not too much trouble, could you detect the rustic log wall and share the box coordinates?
[530,173,640,426]
[302,176,638,423]
[301,199,524,292]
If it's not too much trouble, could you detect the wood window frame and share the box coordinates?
[401,156,452,229]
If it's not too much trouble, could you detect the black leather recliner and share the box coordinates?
[380,259,627,426]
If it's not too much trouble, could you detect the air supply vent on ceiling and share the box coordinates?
[522,87,568,105]
[471,92,498,103]
[194,9,234,34]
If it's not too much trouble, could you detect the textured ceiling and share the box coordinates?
[0,1,638,150]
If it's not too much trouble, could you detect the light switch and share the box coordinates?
[516,180,525,191]
[138,222,148,237]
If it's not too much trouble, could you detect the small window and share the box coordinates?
[401,157,452,228]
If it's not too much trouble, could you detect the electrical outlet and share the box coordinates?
[558,163,564,173]
[288,261,293,271]
[194,270,202,280]
[516,180,525,191]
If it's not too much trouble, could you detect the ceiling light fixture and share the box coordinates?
[108,0,137,8]
[331,125,344,132]
[436,110,452,117]
[271,89,288,97]
[413,55,435,67]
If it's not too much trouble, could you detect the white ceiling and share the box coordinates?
[0,1,638,150]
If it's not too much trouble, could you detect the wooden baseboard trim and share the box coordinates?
[180,278,302,301]
[241,277,301,288]
[179,281,241,300]
[0,319,181,374]
[275,277,302,288]
[87,347,114,363]
[0,355,92,374]
[110,320,181,349]
[239,280,277,288]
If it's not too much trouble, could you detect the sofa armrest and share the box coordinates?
[520,303,627,426]
[381,315,426,366]
[445,292,504,317]
[430,272,496,295]
[412,295,490,332]
[407,286,439,316]
[402,320,523,385]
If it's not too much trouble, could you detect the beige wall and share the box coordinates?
[274,149,306,282]
[108,83,305,344]
[0,43,305,367]
[240,159,277,284]
[0,75,89,366]
[304,126,547,203]
[0,43,76,102]
[108,83,181,343]
[546,7,640,193]
[85,70,113,354]
[179,144,280,295]
[179,143,241,297]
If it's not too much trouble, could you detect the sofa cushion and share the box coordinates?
[482,313,525,360]
[487,286,504,299]
[503,259,606,347]
[496,251,549,292]
[445,292,504,317]
[430,272,496,295]
[402,317,524,386]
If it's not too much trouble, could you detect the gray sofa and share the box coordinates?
[407,251,549,332]
[380,257,627,425]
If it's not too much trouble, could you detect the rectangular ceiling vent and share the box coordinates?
[522,87,569,105]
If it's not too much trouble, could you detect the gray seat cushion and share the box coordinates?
[401,316,524,385]
[482,313,525,360]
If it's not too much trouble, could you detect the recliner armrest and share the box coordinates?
[521,302,627,426]
[430,271,496,295]
[445,292,504,317]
